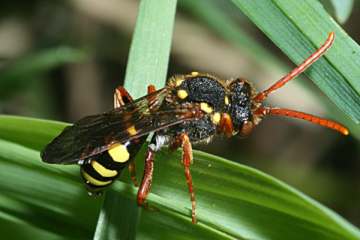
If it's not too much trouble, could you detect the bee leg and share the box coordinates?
[114,84,155,109]
[134,85,157,204]
[137,146,155,206]
[128,162,139,187]
[137,131,170,208]
[113,86,133,108]
[179,133,197,224]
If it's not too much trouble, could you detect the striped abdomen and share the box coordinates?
[80,139,144,193]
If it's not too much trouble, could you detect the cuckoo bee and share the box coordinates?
[41,32,348,224]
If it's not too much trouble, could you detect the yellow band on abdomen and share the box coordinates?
[82,170,112,186]
[91,160,117,177]
[108,143,130,163]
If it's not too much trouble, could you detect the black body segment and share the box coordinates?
[229,79,253,128]
[169,115,216,142]
[177,76,226,111]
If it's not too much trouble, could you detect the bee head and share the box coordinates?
[226,78,256,136]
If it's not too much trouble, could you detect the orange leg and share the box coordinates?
[128,162,139,187]
[113,84,154,108]
[137,147,155,206]
[178,133,197,224]
[136,85,158,205]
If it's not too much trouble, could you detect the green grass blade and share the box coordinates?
[94,190,139,240]
[231,0,360,123]
[0,115,68,151]
[0,138,101,239]
[132,149,360,240]
[95,0,177,239]
[0,116,359,239]
[124,0,177,98]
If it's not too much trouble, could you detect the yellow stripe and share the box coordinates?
[82,170,112,186]
[108,143,130,163]
[91,160,117,177]
[200,102,213,113]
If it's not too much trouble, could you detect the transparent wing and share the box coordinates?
[41,88,202,164]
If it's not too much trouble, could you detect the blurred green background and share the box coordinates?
[0,0,359,228]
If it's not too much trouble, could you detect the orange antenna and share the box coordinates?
[254,32,335,103]
[255,107,349,135]
[252,32,349,135]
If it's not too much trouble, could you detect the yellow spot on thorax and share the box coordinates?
[108,143,130,163]
[91,160,117,177]
[127,125,137,136]
[191,71,199,76]
[200,102,213,113]
[82,170,112,186]
[224,96,230,105]
[177,89,188,99]
[212,112,221,124]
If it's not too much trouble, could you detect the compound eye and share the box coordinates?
[239,121,254,137]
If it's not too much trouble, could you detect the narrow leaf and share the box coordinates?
[1,116,358,239]
[124,0,177,98]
